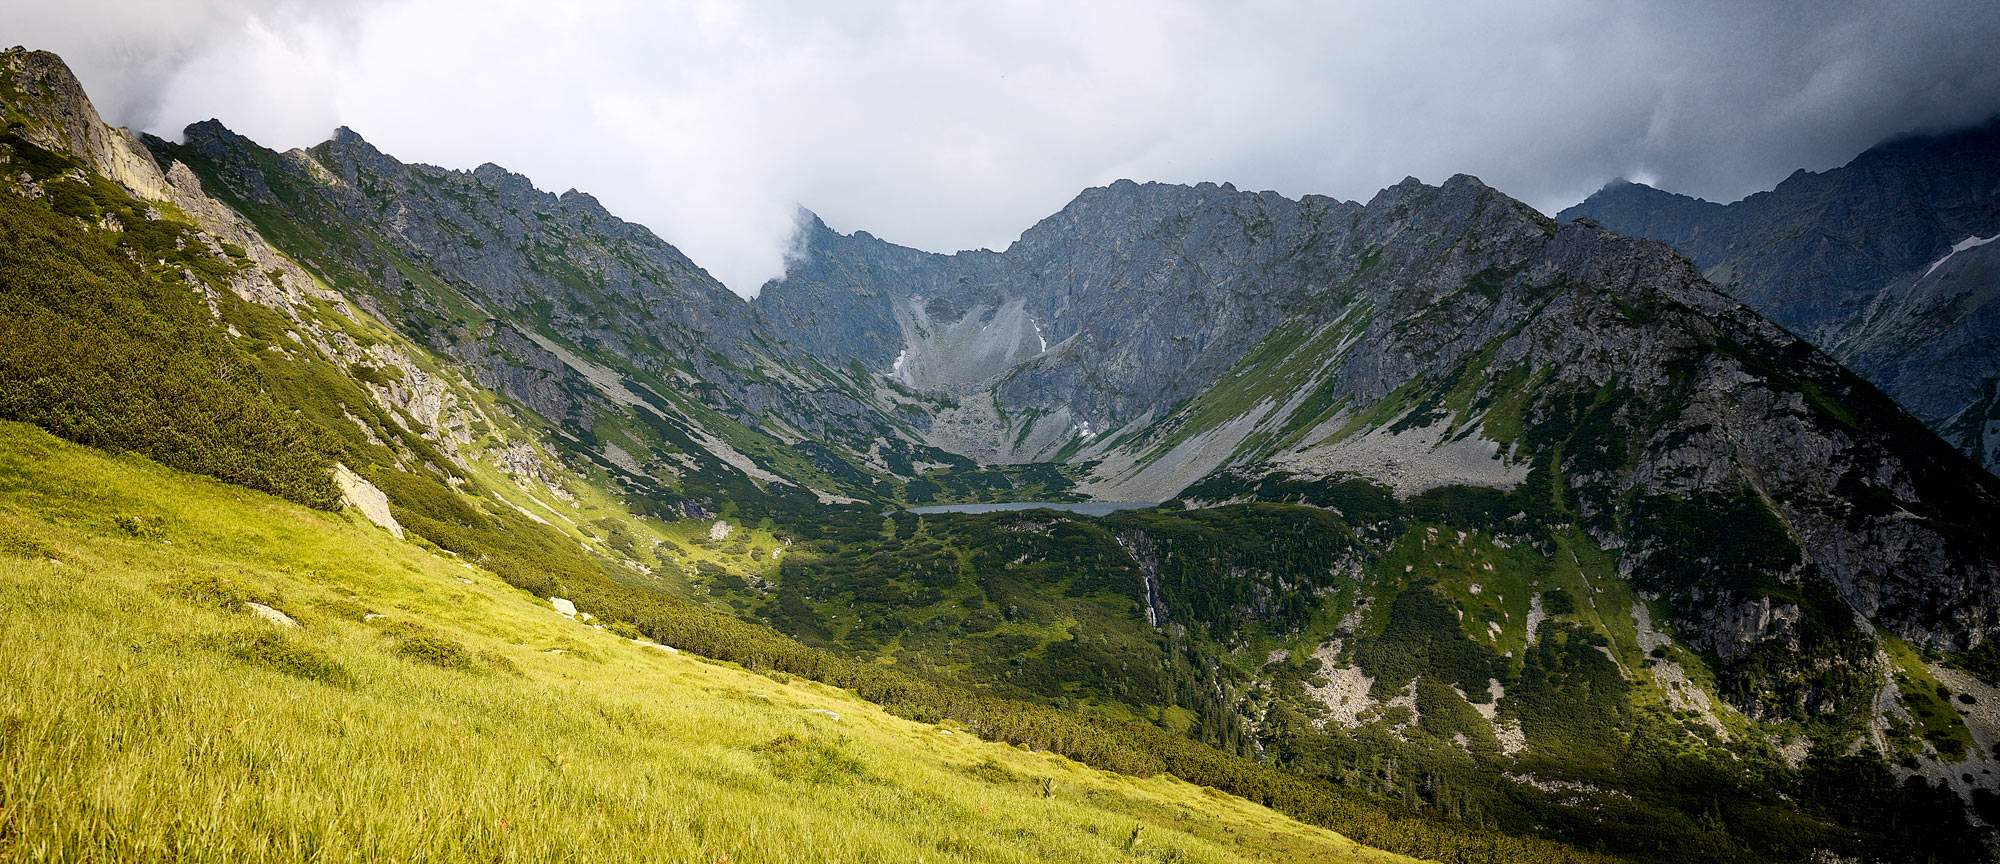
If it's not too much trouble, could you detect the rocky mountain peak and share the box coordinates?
[1562,115,2000,476]
[180,118,254,154]
[1,48,170,201]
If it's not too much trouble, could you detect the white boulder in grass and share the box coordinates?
[243,602,298,628]
[709,519,732,541]
[550,597,577,619]
[334,463,404,539]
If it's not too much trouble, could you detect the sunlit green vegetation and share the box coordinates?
[0,138,340,509]
[0,420,1424,864]
[8,66,1992,864]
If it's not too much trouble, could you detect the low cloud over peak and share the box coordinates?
[13,0,2000,296]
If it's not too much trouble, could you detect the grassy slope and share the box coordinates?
[0,420,1414,864]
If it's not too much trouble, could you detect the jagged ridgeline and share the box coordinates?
[0,48,690,608]
[1561,120,2000,476]
[148,119,964,520]
[754,155,2000,858]
[6,41,2000,864]
[761,165,2000,703]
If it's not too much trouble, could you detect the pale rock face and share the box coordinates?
[334,463,404,540]
[490,441,554,484]
[1303,639,1377,729]
[1274,413,1529,498]
[1,49,333,320]
[1,49,168,202]
[709,520,733,541]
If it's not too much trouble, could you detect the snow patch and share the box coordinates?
[1923,233,2000,279]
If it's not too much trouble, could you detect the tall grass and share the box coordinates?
[0,420,1411,864]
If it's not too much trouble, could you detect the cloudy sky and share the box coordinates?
[10,0,2000,296]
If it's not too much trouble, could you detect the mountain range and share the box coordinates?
[1561,118,2000,476]
[4,46,1998,863]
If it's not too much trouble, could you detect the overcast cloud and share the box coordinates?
[9,0,2000,296]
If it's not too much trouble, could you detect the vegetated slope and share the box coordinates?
[1559,119,2000,474]
[10,39,1998,863]
[744,497,1994,862]
[1169,192,2000,856]
[0,47,1627,863]
[0,132,339,509]
[0,46,743,606]
[750,171,2000,861]
[149,120,953,516]
[0,419,1424,864]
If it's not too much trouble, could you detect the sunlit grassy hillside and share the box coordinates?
[0,420,1419,864]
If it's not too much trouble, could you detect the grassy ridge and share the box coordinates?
[0,420,1415,864]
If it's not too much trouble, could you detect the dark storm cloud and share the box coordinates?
[6,0,1999,295]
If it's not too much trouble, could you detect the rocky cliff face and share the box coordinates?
[1560,120,2000,475]
[759,177,1557,464]
[0,48,499,469]
[0,49,168,201]
[1476,218,1999,657]
[152,121,918,508]
[143,95,2000,686]
[765,164,2000,731]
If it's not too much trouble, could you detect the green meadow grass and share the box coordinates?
[0,420,1417,864]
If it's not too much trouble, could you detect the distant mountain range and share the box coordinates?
[1561,119,2000,475]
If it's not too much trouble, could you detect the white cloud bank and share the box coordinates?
[9,0,2000,296]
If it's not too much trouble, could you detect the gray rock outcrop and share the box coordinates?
[1560,120,2000,475]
